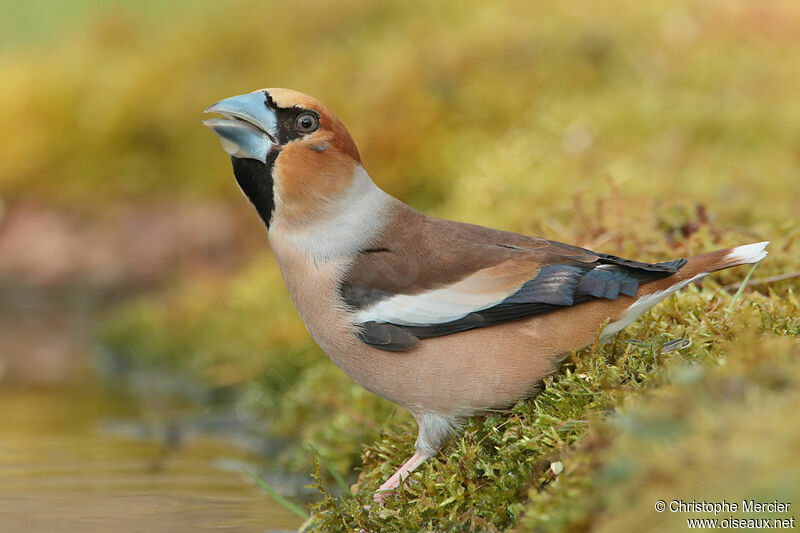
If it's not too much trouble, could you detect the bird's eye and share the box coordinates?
[295,113,319,133]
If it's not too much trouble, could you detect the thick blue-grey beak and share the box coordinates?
[202,91,279,163]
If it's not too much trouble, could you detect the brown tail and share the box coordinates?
[680,241,769,278]
[599,241,768,340]
[647,241,769,293]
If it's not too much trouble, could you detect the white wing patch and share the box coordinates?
[353,276,519,326]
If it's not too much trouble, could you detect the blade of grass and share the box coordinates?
[727,261,761,312]
[241,466,309,520]
[310,445,351,494]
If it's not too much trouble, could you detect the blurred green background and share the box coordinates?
[1,0,798,531]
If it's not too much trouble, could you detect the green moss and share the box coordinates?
[524,335,800,533]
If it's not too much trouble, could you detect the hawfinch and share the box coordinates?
[203,89,768,503]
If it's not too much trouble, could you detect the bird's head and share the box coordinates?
[203,88,362,229]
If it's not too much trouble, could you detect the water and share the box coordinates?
[0,386,303,532]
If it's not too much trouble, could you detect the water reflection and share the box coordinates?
[0,386,301,532]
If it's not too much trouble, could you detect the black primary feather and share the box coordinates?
[357,321,420,351]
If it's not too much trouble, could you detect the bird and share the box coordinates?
[202,88,768,503]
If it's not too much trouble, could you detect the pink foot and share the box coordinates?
[373,451,429,504]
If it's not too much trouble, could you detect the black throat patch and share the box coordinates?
[227,92,319,230]
[231,152,278,229]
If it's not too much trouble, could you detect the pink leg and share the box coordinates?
[373,451,430,504]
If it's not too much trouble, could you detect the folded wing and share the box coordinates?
[340,210,685,351]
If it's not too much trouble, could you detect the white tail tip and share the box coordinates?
[727,241,769,265]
